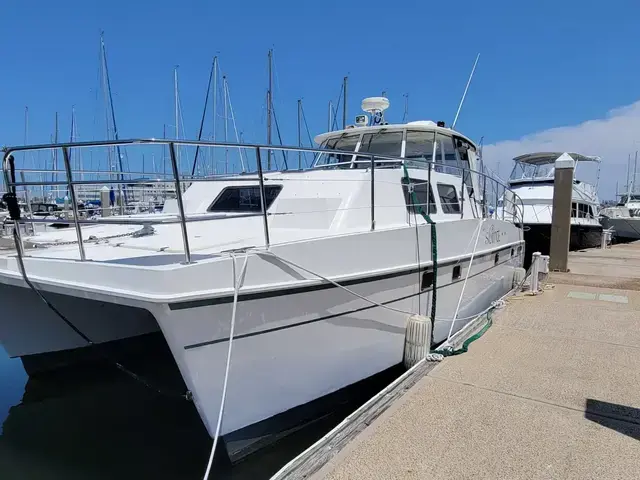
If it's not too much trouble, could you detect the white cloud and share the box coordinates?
[483,100,640,200]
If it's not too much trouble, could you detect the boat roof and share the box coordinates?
[314,122,478,150]
[513,152,601,165]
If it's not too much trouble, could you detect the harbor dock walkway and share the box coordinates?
[311,242,640,480]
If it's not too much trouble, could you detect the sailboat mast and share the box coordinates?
[627,154,632,198]
[267,49,273,170]
[191,58,216,177]
[342,76,348,130]
[297,99,302,169]
[174,66,179,140]
[633,151,638,194]
[212,56,218,173]
[23,106,28,145]
[223,75,229,174]
[52,112,58,187]
[101,32,128,204]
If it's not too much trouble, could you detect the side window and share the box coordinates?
[588,205,594,218]
[404,130,435,163]
[401,177,437,214]
[571,202,577,217]
[208,185,282,212]
[437,183,461,214]
[455,137,474,195]
[434,134,459,176]
[578,203,589,218]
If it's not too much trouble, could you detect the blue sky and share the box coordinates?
[1,0,640,198]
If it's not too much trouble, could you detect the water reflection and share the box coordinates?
[0,346,401,479]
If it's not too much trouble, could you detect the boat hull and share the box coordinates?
[0,283,159,358]
[149,241,523,437]
[0,219,524,445]
[520,222,602,266]
[600,216,640,241]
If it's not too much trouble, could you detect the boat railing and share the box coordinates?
[2,139,524,264]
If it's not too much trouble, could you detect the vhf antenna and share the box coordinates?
[451,53,480,130]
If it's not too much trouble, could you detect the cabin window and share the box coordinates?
[571,202,577,217]
[358,131,403,158]
[315,134,360,168]
[577,203,590,218]
[401,177,437,214]
[434,134,459,176]
[437,183,461,214]
[208,185,282,213]
[404,130,435,164]
[455,137,474,195]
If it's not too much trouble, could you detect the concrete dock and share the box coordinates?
[311,242,640,480]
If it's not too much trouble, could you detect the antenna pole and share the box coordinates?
[402,93,409,123]
[342,76,348,130]
[267,49,273,170]
[452,53,480,129]
[328,101,333,131]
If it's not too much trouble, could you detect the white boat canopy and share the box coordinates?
[513,152,601,165]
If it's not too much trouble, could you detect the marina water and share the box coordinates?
[0,345,399,478]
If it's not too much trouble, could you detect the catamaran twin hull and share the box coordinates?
[0,218,523,438]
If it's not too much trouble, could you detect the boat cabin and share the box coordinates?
[313,120,483,201]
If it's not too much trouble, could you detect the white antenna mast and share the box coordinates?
[451,53,480,130]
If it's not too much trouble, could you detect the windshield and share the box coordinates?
[619,194,640,205]
[509,161,555,181]
[314,134,360,168]
[358,131,402,158]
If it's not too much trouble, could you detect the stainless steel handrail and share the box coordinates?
[3,138,525,264]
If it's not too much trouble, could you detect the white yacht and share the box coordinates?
[600,193,640,241]
[0,98,524,457]
[506,152,602,264]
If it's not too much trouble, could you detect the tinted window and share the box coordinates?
[437,183,461,214]
[315,134,360,167]
[434,134,459,176]
[358,131,403,157]
[578,203,590,218]
[208,185,282,212]
[401,177,437,214]
[404,131,435,163]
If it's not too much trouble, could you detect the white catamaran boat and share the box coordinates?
[506,152,602,264]
[0,98,524,458]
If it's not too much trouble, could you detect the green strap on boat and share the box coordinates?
[439,311,493,357]
[402,163,438,330]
